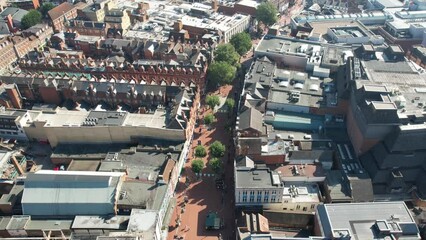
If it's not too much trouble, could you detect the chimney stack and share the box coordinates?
[5,14,14,33]
[174,20,183,31]
[212,0,218,11]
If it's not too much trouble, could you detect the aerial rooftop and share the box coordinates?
[317,202,420,240]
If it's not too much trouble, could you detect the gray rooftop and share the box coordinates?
[117,181,167,210]
[7,215,30,230]
[0,7,28,22]
[126,209,158,239]
[317,202,419,240]
[72,215,130,230]
[22,170,125,216]
[235,166,282,189]
[86,111,128,126]
[25,219,73,230]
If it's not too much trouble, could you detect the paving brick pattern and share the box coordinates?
[168,85,236,240]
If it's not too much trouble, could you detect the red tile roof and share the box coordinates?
[48,2,75,21]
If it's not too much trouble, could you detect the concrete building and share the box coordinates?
[235,157,284,207]
[104,8,131,34]
[178,13,250,43]
[315,202,421,239]
[21,170,125,216]
[22,108,187,147]
[337,44,426,199]
[0,108,31,140]
[254,36,348,73]
[81,0,117,22]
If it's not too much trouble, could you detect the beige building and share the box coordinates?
[23,109,185,147]
[81,0,117,22]
[104,8,131,32]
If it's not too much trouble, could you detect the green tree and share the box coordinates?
[204,113,216,125]
[210,141,225,158]
[225,98,235,112]
[195,145,207,158]
[39,3,55,18]
[191,159,204,173]
[230,32,252,56]
[209,158,222,174]
[21,10,42,29]
[207,62,237,88]
[256,2,278,26]
[206,95,220,110]
[214,44,240,67]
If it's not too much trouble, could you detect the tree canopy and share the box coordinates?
[225,98,235,112]
[207,62,236,88]
[191,159,204,173]
[195,145,207,158]
[230,32,252,56]
[209,158,222,174]
[256,2,278,26]
[210,141,225,158]
[204,113,216,125]
[206,95,220,110]
[21,10,42,29]
[39,3,55,18]
[214,44,240,67]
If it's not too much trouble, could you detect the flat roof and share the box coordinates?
[374,0,404,8]
[28,108,169,129]
[72,215,130,230]
[236,0,259,8]
[318,202,419,239]
[256,36,323,56]
[182,13,249,32]
[7,216,30,230]
[235,166,282,189]
[67,159,100,171]
[273,164,326,179]
[117,181,167,210]
[127,209,158,239]
[282,184,320,203]
[25,219,73,230]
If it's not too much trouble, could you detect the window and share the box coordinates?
[303,207,307,211]
[272,190,277,195]
[296,205,301,210]
[271,196,276,202]
[242,196,247,202]
[311,204,315,210]
[257,194,262,202]
[264,195,269,202]
[249,195,254,202]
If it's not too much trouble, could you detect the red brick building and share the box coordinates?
[48,2,78,33]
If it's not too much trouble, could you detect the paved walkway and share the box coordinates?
[167,85,236,240]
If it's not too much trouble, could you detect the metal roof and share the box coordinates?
[22,170,124,216]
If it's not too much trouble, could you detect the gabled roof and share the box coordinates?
[239,107,263,133]
[48,2,75,21]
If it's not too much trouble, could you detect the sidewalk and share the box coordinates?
[167,85,236,240]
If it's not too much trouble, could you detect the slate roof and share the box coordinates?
[239,107,263,133]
